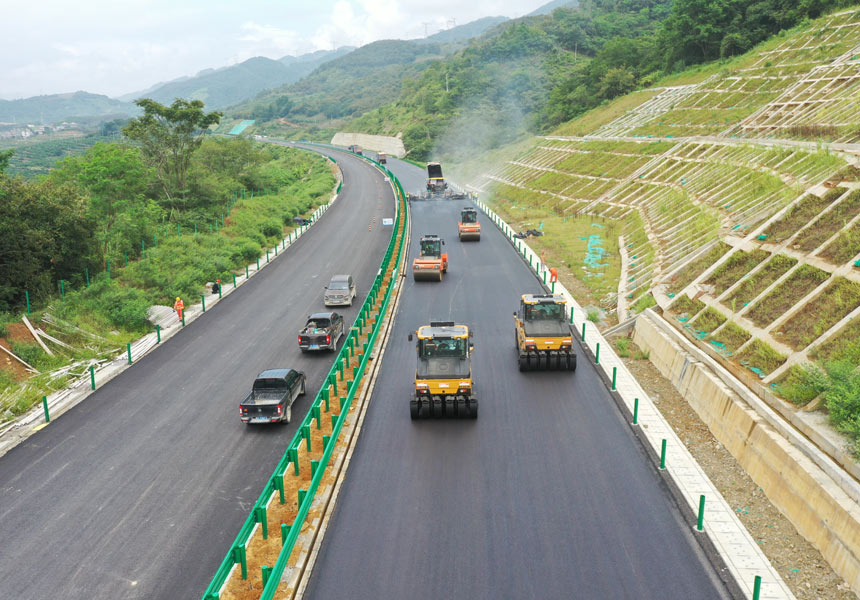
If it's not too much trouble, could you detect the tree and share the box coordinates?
[598,66,637,100]
[123,98,222,216]
[51,143,159,268]
[0,149,13,174]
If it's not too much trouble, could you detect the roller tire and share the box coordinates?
[444,398,457,418]
[570,354,577,372]
[456,400,468,418]
[432,397,444,418]
[469,398,478,419]
[518,354,527,371]
[410,400,419,420]
[548,353,559,370]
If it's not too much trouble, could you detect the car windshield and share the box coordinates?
[462,211,477,223]
[525,303,564,321]
[419,337,466,358]
[329,281,349,290]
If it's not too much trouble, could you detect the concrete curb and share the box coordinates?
[472,196,794,600]
[0,169,343,459]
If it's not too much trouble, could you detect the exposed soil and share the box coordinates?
[0,323,40,381]
[614,337,856,600]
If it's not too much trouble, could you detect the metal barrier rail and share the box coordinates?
[202,150,408,599]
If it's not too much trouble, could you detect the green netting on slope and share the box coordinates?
[228,120,256,135]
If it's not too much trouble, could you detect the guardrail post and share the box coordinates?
[127,343,132,365]
[275,475,285,504]
[752,576,761,600]
[323,434,331,450]
[298,489,307,506]
[281,523,290,545]
[339,396,346,412]
[581,322,586,341]
[25,290,30,315]
[42,396,50,422]
[697,495,705,532]
[612,367,617,390]
[660,439,667,469]
[313,405,321,429]
[261,565,272,588]
[233,545,247,580]
[289,447,299,475]
[256,257,260,271]
[182,311,186,327]
[156,324,161,343]
[266,249,270,263]
[595,343,600,364]
[201,295,205,313]
[633,398,639,425]
[233,273,237,288]
[311,460,320,478]
[218,284,222,299]
[246,265,249,279]
[254,506,269,540]
[302,424,311,451]
[90,365,95,390]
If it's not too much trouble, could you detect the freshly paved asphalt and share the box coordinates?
[0,149,393,599]
[304,160,731,599]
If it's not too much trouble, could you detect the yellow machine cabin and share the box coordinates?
[514,294,576,371]
[408,321,477,419]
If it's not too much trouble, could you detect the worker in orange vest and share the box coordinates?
[549,267,558,283]
[173,297,185,322]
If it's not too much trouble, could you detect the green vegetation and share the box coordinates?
[764,193,831,242]
[668,242,731,295]
[669,294,705,318]
[709,320,751,353]
[704,249,770,296]
[813,317,860,365]
[1,132,123,178]
[746,264,830,327]
[820,227,860,265]
[631,293,656,313]
[0,91,135,124]
[692,306,727,332]
[728,254,797,307]
[777,277,860,350]
[615,337,631,357]
[736,338,786,375]
[793,189,860,252]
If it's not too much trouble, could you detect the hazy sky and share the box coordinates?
[2,0,553,100]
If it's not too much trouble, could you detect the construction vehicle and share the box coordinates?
[412,235,448,281]
[409,321,476,419]
[458,207,481,241]
[348,144,362,155]
[377,152,387,164]
[514,294,576,371]
[426,162,447,194]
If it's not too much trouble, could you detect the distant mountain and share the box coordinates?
[128,48,354,110]
[0,92,137,124]
[527,0,579,16]
[418,16,509,44]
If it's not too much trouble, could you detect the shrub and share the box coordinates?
[634,349,650,360]
[261,219,282,238]
[587,308,601,323]
[236,239,262,263]
[616,337,630,357]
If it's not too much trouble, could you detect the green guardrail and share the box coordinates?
[202,147,408,600]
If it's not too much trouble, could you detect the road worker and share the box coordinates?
[174,297,184,322]
[549,267,558,283]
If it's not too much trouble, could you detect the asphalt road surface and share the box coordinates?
[304,160,731,599]
[0,149,394,600]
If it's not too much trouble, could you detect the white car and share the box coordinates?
[324,274,357,306]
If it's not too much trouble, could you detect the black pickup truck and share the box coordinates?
[239,369,306,425]
[298,312,344,352]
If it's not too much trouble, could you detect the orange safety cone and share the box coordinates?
[368,224,372,231]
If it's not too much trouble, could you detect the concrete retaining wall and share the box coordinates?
[633,310,860,594]
[330,133,406,158]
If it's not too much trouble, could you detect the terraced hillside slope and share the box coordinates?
[466,7,860,402]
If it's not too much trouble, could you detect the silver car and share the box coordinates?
[324,274,357,306]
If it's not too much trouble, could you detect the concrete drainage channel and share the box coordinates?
[471,195,794,600]
[201,152,407,600]
[0,163,343,458]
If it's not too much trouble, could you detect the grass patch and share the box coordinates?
[631,293,656,313]
[775,364,826,406]
[775,277,860,350]
[708,320,751,353]
[812,316,860,365]
[633,348,650,360]
[793,188,860,253]
[586,308,601,323]
[691,306,727,333]
[552,90,661,137]
[763,193,830,243]
[669,294,705,320]
[735,338,787,375]
[746,264,830,327]
[820,227,860,265]
[704,249,770,296]
[728,254,797,307]
[615,337,630,357]
[667,242,731,295]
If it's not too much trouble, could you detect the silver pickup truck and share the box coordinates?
[239,369,306,424]
[298,312,345,352]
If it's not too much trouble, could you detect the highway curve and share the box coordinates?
[304,160,731,599]
[0,149,394,600]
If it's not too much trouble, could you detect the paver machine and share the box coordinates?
[409,321,476,419]
[412,235,448,281]
[458,206,481,241]
[514,294,577,371]
[426,162,448,195]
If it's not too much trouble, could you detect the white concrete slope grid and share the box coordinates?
[0,149,394,600]
[303,160,731,599]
